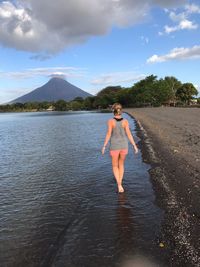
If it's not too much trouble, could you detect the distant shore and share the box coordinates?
[124,107,200,266]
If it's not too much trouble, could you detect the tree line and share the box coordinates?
[0,75,199,112]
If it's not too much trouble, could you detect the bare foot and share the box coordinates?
[118,185,124,193]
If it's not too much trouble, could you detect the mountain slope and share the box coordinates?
[9,78,93,103]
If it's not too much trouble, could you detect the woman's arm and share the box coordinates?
[124,120,138,152]
[103,119,112,148]
[102,119,112,155]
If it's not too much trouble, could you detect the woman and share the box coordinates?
[102,103,139,193]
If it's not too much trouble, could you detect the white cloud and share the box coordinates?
[164,25,177,33]
[48,73,67,79]
[147,44,200,63]
[0,0,186,56]
[185,3,200,14]
[91,71,145,86]
[160,3,200,35]
[0,67,86,80]
[169,10,186,22]
[179,19,198,29]
[164,19,198,33]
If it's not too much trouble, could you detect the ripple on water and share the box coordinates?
[0,111,167,267]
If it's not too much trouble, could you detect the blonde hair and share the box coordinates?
[112,102,122,115]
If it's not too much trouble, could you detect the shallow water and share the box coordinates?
[0,111,168,267]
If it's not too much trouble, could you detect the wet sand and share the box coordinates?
[124,107,200,267]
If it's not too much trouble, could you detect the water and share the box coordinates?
[0,111,167,267]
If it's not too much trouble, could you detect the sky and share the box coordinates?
[0,0,200,104]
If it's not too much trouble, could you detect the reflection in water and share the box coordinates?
[116,193,165,267]
[117,192,135,255]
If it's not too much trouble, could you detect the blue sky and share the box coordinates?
[0,0,200,104]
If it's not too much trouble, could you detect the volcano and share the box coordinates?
[9,77,93,103]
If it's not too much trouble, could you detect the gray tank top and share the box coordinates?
[109,118,128,150]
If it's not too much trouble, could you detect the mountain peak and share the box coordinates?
[9,78,93,103]
[47,76,67,84]
[49,77,66,81]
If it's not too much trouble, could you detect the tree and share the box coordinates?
[70,101,83,110]
[153,79,175,105]
[130,75,158,106]
[73,96,84,102]
[176,83,198,105]
[116,88,131,106]
[38,101,51,110]
[13,102,24,110]
[92,86,122,109]
[54,99,67,111]
[83,96,96,109]
[96,86,122,97]
[93,96,109,109]
[164,76,182,105]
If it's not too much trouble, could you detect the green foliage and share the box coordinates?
[24,102,39,110]
[73,96,84,102]
[96,86,122,97]
[129,75,157,105]
[54,99,67,111]
[83,96,96,110]
[152,79,174,104]
[93,86,122,109]
[38,101,51,110]
[69,100,83,110]
[0,75,198,112]
[115,88,131,106]
[176,83,198,105]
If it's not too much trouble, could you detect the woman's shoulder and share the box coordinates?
[122,118,128,127]
[123,118,128,123]
[107,118,114,124]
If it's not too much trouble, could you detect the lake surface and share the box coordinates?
[0,111,168,267]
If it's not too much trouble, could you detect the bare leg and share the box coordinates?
[118,154,127,192]
[111,155,121,190]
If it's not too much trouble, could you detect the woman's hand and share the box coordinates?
[133,145,139,154]
[102,146,106,155]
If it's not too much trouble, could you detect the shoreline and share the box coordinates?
[124,107,200,266]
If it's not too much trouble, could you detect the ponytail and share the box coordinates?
[112,103,122,115]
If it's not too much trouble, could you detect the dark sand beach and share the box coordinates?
[124,107,200,267]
